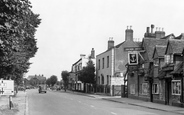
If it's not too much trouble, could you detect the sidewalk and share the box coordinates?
[62,90,184,115]
[0,91,27,115]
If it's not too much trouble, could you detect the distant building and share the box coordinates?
[27,74,46,86]
[70,48,95,91]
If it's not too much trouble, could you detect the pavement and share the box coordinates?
[0,91,27,115]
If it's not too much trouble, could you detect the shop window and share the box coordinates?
[152,83,159,94]
[130,84,135,94]
[142,83,148,95]
[172,80,181,95]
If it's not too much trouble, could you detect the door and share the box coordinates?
[165,79,171,105]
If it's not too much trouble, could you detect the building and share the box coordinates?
[128,24,184,107]
[127,24,168,101]
[70,48,95,92]
[96,26,141,96]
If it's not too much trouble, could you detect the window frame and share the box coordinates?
[107,56,109,68]
[152,83,159,94]
[172,80,181,95]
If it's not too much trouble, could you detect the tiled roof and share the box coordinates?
[155,45,166,57]
[160,34,175,39]
[169,39,184,54]
[143,38,168,62]
[175,33,184,40]
[157,70,166,79]
[170,62,183,74]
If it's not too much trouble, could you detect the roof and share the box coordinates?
[167,39,184,54]
[157,70,166,79]
[155,45,166,58]
[175,33,184,40]
[160,34,175,40]
[170,62,183,74]
[142,38,168,62]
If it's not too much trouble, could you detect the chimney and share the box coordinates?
[90,48,95,59]
[125,26,133,41]
[151,24,154,33]
[108,37,114,50]
[155,27,165,38]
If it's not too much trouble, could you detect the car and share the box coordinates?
[38,84,47,93]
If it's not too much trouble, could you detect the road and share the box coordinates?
[28,89,181,115]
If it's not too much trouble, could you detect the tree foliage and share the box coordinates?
[78,59,95,84]
[0,0,41,84]
[49,75,58,86]
[46,78,51,86]
[61,70,69,88]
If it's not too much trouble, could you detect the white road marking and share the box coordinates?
[111,112,117,115]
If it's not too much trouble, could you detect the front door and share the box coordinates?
[165,79,171,105]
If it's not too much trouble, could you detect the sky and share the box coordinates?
[26,0,184,80]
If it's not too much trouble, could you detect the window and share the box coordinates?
[154,59,159,66]
[142,83,148,95]
[98,59,100,70]
[107,56,109,68]
[165,54,173,64]
[165,55,170,64]
[130,84,135,94]
[152,83,159,94]
[107,75,109,85]
[102,58,104,69]
[172,80,181,95]
[101,75,104,84]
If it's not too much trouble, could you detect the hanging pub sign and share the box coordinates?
[128,51,138,65]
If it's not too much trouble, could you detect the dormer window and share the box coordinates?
[164,54,173,64]
[154,59,159,66]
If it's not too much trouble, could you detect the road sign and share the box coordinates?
[0,80,14,95]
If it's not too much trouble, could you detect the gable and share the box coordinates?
[153,48,158,59]
[165,41,173,55]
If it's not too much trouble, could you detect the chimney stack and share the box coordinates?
[125,26,133,41]
[155,27,165,38]
[90,48,95,59]
[108,37,114,50]
[151,24,154,33]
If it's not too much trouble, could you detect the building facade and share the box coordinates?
[70,48,95,92]
[96,27,141,96]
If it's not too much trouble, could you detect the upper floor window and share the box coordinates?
[98,59,100,70]
[164,54,173,64]
[107,56,109,68]
[102,58,104,69]
[154,59,159,66]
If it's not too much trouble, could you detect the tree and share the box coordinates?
[46,78,51,87]
[50,75,58,86]
[0,0,41,84]
[78,59,96,84]
[61,71,69,89]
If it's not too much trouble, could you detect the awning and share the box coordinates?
[170,62,183,74]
